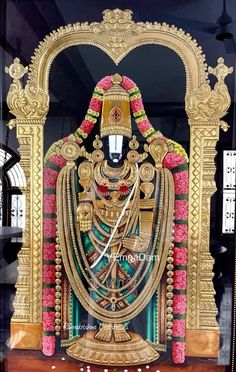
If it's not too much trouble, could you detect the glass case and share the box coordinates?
[1,1,236,371]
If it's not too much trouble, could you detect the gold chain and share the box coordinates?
[74,174,147,295]
[92,197,128,228]
[85,167,167,298]
[58,164,175,323]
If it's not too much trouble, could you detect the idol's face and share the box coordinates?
[102,135,129,166]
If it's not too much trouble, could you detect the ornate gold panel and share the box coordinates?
[187,124,219,330]
[5,9,233,350]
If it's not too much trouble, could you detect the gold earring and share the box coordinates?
[129,135,139,150]
[127,150,139,163]
[93,135,103,150]
[92,149,104,163]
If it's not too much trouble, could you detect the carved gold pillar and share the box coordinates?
[5,59,49,349]
[186,122,219,357]
[185,58,233,357]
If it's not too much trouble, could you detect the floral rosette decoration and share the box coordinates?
[43,75,188,364]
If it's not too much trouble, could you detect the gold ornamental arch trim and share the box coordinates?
[29,9,207,94]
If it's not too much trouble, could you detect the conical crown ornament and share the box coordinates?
[100,73,132,138]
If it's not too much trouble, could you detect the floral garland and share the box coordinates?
[163,152,188,364]
[42,75,188,364]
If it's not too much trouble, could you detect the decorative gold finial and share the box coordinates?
[208,57,233,83]
[220,120,230,132]
[5,57,49,122]
[102,9,133,24]
[5,58,28,81]
[112,73,122,85]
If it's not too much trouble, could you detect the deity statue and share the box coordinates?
[42,74,189,366]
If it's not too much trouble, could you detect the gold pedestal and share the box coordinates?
[66,331,159,366]
[10,322,42,350]
[186,329,220,358]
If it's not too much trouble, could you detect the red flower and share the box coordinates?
[137,120,152,133]
[43,194,56,214]
[43,311,55,331]
[49,155,66,168]
[89,97,102,112]
[98,184,109,195]
[174,247,188,266]
[172,319,186,338]
[174,270,187,290]
[44,168,58,189]
[43,265,55,284]
[80,119,94,134]
[43,288,55,307]
[173,294,187,314]
[172,341,185,364]
[119,185,130,195]
[97,76,113,90]
[174,224,188,243]
[43,218,57,238]
[130,98,144,112]
[121,76,136,91]
[174,200,188,220]
[163,152,186,169]
[42,335,55,356]
[173,170,189,194]
[43,243,56,261]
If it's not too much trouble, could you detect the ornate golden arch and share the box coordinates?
[5,9,233,356]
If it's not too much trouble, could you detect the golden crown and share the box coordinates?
[100,73,132,138]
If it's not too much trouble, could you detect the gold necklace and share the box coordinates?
[92,214,125,238]
[57,164,175,323]
[92,185,128,209]
[72,170,149,296]
[74,166,170,302]
[73,169,162,299]
[88,229,120,250]
[94,160,137,190]
[101,160,130,179]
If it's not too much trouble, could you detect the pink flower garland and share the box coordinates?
[73,75,159,142]
[43,150,70,356]
[173,319,186,338]
[121,76,156,140]
[43,194,56,214]
[174,200,188,220]
[170,161,189,364]
[173,171,189,195]
[174,247,188,266]
[174,224,188,243]
[42,336,55,356]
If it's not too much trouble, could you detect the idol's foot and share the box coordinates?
[67,330,160,366]
[94,323,112,342]
[113,323,131,342]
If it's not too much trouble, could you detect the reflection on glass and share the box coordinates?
[11,194,25,228]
